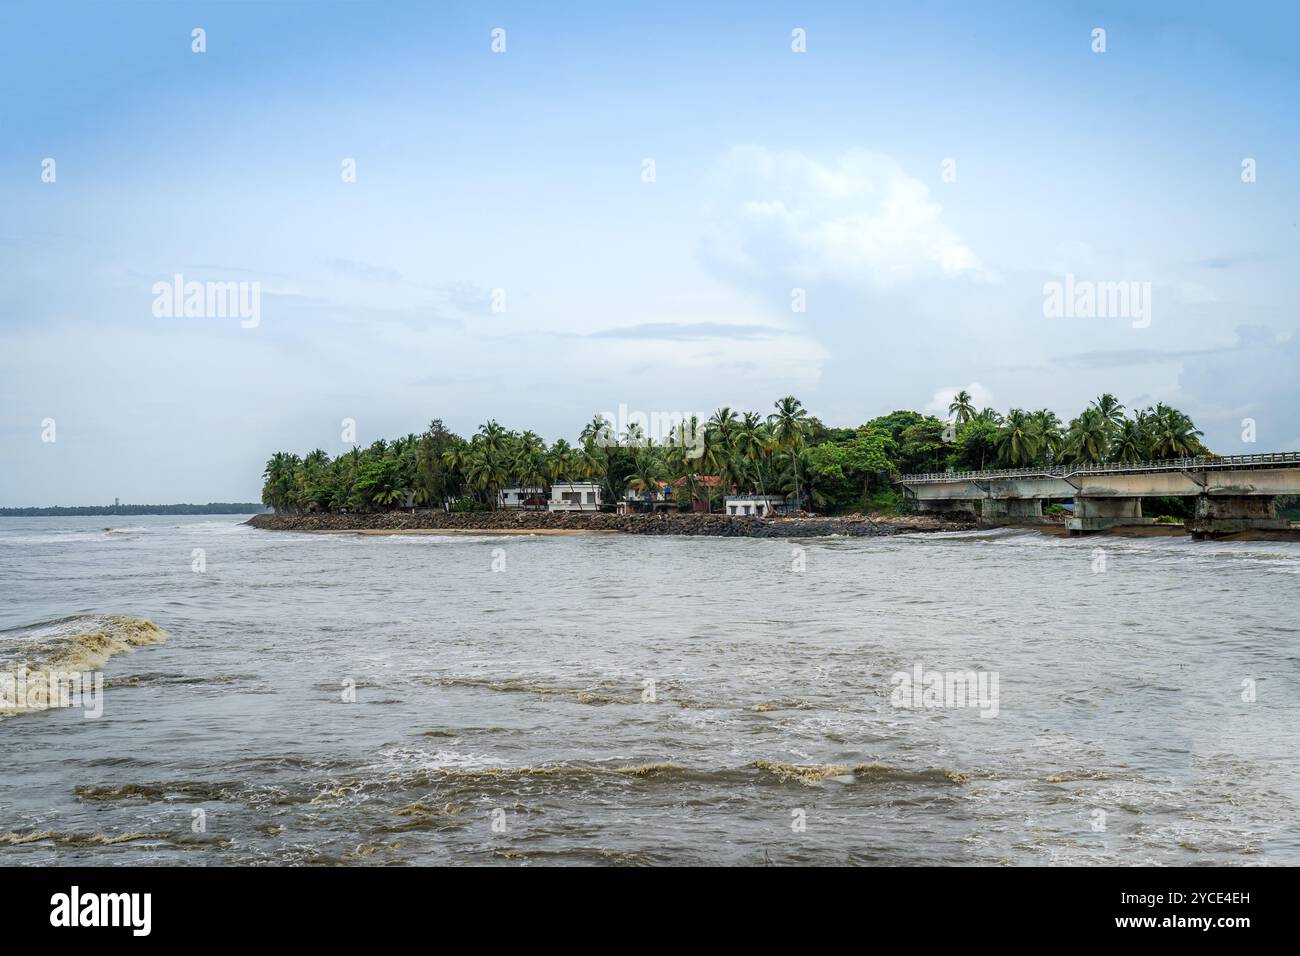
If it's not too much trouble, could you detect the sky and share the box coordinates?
[1,0,1297,505]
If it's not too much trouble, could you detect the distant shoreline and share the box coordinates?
[245,511,976,538]
[0,504,266,517]
[245,511,1300,542]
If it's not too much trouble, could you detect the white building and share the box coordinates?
[548,482,603,512]
[498,486,548,510]
[724,494,786,517]
[618,483,672,514]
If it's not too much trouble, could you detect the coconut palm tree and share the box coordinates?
[516,430,545,455]
[262,451,309,512]
[707,442,746,498]
[579,414,614,449]
[547,439,573,481]
[621,421,648,449]
[995,409,1040,467]
[708,407,740,448]
[1091,393,1126,437]
[513,444,549,507]
[464,447,508,508]
[733,412,773,496]
[666,416,708,511]
[1148,405,1205,459]
[353,457,405,510]
[1111,418,1148,463]
[948,390,976,425]
[769,396,809,510]
[571,444,604,485]
[628,452,667,511]
[441,440,469,477]
[1028,409,1063,465]
[1063,408,1110,464]
[298,450,338,512]
[477,420,510,457]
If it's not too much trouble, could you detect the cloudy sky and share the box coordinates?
[1,0,1297,505]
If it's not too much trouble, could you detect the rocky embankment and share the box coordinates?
[246,510,975,538]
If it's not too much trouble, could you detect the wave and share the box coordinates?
[1,614,167,671]
[433,675,766,711]
[381,801,470,832]
[103,671,247,689]
[1044,770,1125,783]
[491,847,651,864]
[63,757,975,829]
[290,759,971,807]
[0,528,144,546]
[750,759,970,786]
[0,830,224,849]
[435,677,624,705]
[74,782,229,802]
[0,830,160,847]
[910,527,1037,542]
[1,615,168,716]
[396,762,689,786]
[378,533,542,544]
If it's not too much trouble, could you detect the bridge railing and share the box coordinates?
[898,452,1300,483]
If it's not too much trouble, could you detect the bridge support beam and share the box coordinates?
[914,499,980,517]
[1188,495,1288,538]
[1068,496,1152,535]
[979,498,1044,526]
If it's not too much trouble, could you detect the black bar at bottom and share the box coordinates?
[0,865,1276,940]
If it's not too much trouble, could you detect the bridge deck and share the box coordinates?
[897,452,1300,484]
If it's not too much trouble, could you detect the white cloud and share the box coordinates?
[924,382,996,418]
[704,146,994,286]
[1175,326,1300,452]
[1171,280,1218,305]
[575,330,828,393]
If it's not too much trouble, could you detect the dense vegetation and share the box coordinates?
[0,503,265,516]
[261,393,1212,516]
[930,390,1209,471]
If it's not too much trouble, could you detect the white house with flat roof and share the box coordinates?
[549,482,603,511]
[725,494,786,517]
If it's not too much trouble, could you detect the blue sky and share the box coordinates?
[1,0,1297,504]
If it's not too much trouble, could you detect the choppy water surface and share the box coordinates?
[1,515,1297,865]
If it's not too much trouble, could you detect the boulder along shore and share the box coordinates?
[245,510,977,538]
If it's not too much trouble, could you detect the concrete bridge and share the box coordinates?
[897,453,1300,537]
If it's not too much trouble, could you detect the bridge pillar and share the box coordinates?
[979,498,1043,526]
[1068,497,1152,535]
[1188,495,1288,538]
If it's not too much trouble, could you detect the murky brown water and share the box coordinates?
[2,515,1297,865]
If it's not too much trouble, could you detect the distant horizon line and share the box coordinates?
[0,502,267,516]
